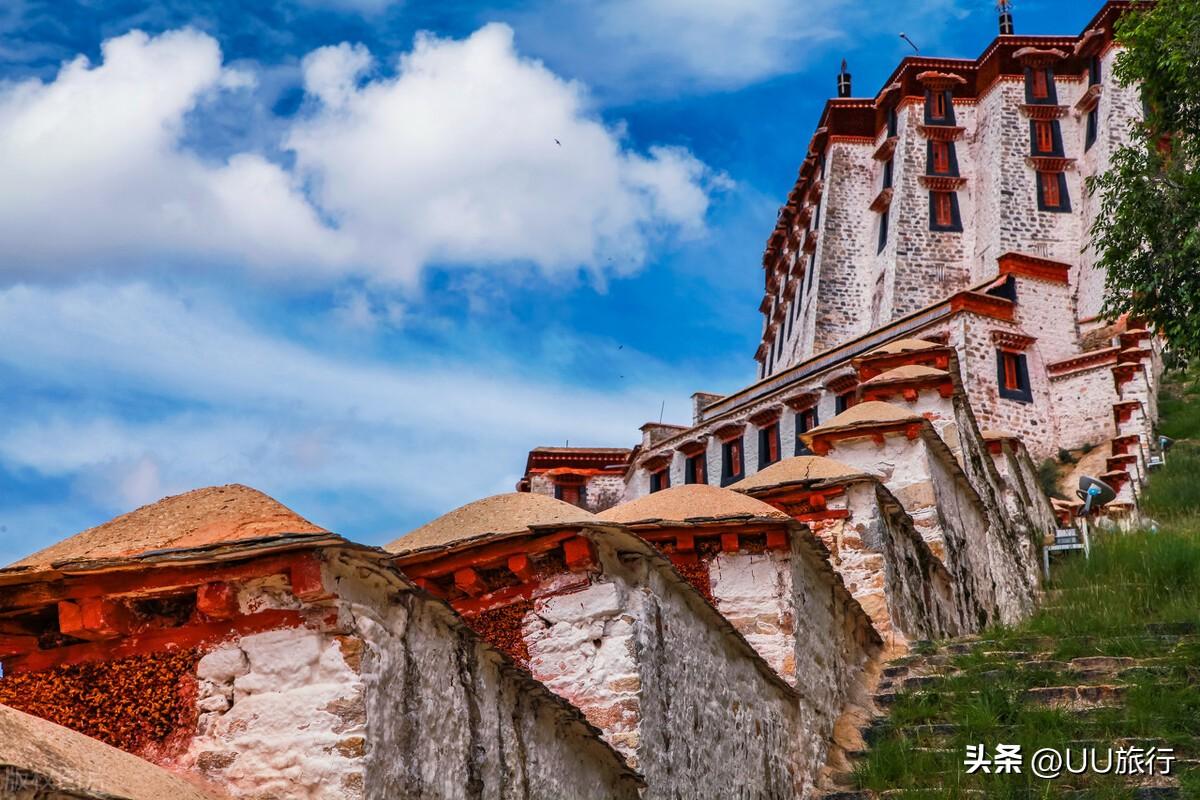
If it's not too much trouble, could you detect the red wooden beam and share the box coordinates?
[399,530,577,580]
[0,634,39,659]
[454,568,488,597]
[507,554,534,583]
[58,598,134,642]
[289,554,331,602]
[765,530,789,551]
[4,609,310,676]
[562,537,595,572]
[720,533,740,553]
[196,582,239,620]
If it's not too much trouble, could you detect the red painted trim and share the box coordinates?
[398,530,577,579]
[949,291,1015,321]
[196,582,238,621]
[290,555,331,602]
[454,568,487,597]
[563,537,596,572]
[3,609,310,675]
[507,554,534,583]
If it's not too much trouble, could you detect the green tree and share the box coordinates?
[1088,0,1200,358]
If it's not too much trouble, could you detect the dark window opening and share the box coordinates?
[997,350,1033,403]
[877,210,889,254]
[1037,171,1071,212]
[685,454,707,485]
[1089,55,1101,87]
[835,391,856,414]
[721,437,745,486]
[929,90,948,121]
[930,191,963,232]
[794,408,818,456]
[887,107,898,137]
[555,483,587,507]
[758,423,781,470]
[1086,108,1098,151]
[1035,121,1053,153]
[649,468,670,493]
[1031,69,1049,99]
[1025,67,1057,104]
[931,141,950,174]
[883,159,894,189]
[807,254,816,292]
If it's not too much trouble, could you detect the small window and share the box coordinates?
[887,107,899,137]
[1089,55,1101,87]
[758,423,781,470]
[930,91,947,120]
[883,159,894,189]
[835,391,856,414]
[650,468,670,493]
[930,191,962,231]
[721,437,745,486]
[997,350,1033,403]
[1034,121,1054,154]
[1037,171,1070,212]
[1085,108,1098,151]
[931,141,951,174]
[555,483,586,507]
[794,408,819,456]
[1031,69,1049,100]
[685,454,707,485]
[877,210,889,254]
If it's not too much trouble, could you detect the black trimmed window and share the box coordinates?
[1086,108,1099,151]
[928,140,958,176]
[925,90,955,124]
[882,159,894,189]
[997,350,1033,403]
[794,408,819,456]
[721,437,745,486]
[1030,120,1064,156]
[685,453,707,485]
[887,107,899,137]
[555,483,587,507]
[1025,67,1058,105]
[758,422,781,470]
[1036,171,1071,212]
[835,391,856,414]
[877,210,889,254]
[930,191,963,232]
[650,468,670,493]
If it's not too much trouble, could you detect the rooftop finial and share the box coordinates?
[998,0,1015,35]
[837,60,852,98]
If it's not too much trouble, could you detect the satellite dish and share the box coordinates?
[1077,475,1116,516]
[1160,435,1175,451]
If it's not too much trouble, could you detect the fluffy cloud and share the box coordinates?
[0,25,716,284]
[0,282,693,541]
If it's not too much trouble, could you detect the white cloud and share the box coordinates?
[0,25,717,285]
[287,24,718,282]
[0,282,694,532]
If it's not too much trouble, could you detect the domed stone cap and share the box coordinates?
[866,338,941,357]
[0,703,228,800]
[9,484,328,570]
[805,401,924,437]
[387,492,597,556]
[596,484,788,526]
[730,456,867,494]
[863,364,950,385]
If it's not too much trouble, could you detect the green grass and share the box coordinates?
[850,368,1200,798]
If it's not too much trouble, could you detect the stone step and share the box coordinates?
[1022,683,1129,707]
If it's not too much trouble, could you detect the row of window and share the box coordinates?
[647,393,858,492]
[652,346,1032,493]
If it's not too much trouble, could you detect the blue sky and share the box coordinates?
[0,0,1105,561]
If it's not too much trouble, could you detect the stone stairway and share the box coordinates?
[818,625,1200,799]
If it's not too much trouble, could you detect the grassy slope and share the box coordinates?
[851,370,1200,799]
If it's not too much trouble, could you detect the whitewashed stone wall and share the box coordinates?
[517,533,805,798]
[1049,364,1119,452]
[182,554,639,800]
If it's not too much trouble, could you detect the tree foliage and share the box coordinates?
[1088,0,1200,358]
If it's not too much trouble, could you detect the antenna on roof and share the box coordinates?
[659,400,665,423]
[899,33,920,55]
[997,0,1015,35]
